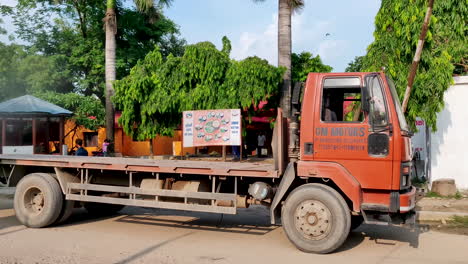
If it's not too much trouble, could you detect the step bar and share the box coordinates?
[66,182,238,215]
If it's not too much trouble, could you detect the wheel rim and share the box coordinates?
[294,200,332,240]
[23,187,45,215]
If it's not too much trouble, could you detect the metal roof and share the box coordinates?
[0,95,72,116]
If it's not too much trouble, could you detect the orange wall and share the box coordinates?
[64,121,195,156]
[64,120,106,154]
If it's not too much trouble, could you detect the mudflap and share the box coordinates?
[392,210,416,229]
[270,162,296,225]
[362,209,417,230]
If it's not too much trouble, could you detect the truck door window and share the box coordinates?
[368,76,388,127]
[321,77,364,122]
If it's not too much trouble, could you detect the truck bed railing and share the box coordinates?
[65,170,238,215]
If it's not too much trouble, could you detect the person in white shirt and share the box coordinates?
[257,132,266,158]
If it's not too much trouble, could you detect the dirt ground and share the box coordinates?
[416,197,468,213]
[426,223,468,236]
[1,202,468,264]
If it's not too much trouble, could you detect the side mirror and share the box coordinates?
[291,82,304,106]
[361,83,370,113]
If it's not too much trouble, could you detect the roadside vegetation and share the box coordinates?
[425,191,463,200]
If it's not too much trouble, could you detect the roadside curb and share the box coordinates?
[0,187,15,199]
[416,211,468,221]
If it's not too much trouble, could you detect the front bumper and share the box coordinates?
[399,186,416,212]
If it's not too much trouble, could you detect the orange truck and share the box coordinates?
[0,72,416,253]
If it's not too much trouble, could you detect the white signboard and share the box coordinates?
[183,109,241,147]
[3,146,34,155]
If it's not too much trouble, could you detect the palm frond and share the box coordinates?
[134,0,155,13]
[290,0,305,13]
[133,0,173,23]
[252,0,305,14]
[134,0,173,13]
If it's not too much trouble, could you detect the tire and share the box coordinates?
[55,200,75,225]
[84,202,125,216]
[350,215,364,231]
[14,173,63,228]
[281,183,351,254]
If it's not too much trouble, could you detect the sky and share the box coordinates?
[0,0,381,72]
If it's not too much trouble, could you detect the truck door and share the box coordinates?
[312,75,394,190]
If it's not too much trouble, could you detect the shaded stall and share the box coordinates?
[0,95,72,155]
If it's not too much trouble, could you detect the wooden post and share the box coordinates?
[1,119,4,154]
[149,138,154,158]
[402,0,435,112]
[32,118,37,154]
[45,117,50,153]
[222,146,226,161]
[59,117,64,155]
[240,143,243,162]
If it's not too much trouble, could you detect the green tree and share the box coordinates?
[113,39,284,150]
[345,56,365,72]
[291,52,332,82]
[104,0,173,142]
[35,92,105,130]
[361,0,466,130]
[3,0,184,101]
[0,43,73,101]
[35,92,105,143]
[0,17,6,35]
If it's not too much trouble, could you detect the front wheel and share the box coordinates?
[351,215,364,230]
[281,183,351,254]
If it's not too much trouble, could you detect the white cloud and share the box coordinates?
[1,0,17,7]
[230,10,346,69]
[231,13,278,65]
[316,39,348,61]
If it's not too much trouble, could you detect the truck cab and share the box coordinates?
[274,72,416,252]
[297,72,415,215]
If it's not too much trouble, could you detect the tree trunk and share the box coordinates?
[104,0,117,142]
[402,0,435,113]
[149,138,154,158]
[278,0,292,117]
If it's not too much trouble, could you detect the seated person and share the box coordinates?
[75,139,88,156]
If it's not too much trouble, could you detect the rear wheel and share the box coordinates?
[55,200,75,225]
[14,173,63,228]
[282,184,351,254]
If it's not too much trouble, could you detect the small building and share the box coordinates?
[0,95,72,155]
[411,76,468,190]
[429,76,468,190]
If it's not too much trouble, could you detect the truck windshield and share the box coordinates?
[386,76,410,133]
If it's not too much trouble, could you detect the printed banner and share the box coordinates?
[183,109,241,147]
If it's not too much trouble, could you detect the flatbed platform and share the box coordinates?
[0,154,279,178]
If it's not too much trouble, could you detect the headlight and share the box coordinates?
[400,162,412,189]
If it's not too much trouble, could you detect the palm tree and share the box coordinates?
[104,0,172,142]
[255,0,304,117]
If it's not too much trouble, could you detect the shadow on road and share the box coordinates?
[0,212,27,237]
[57,208,124,228]
[337,223,431,252]
[115,206,278,236]
[114,232,194,264]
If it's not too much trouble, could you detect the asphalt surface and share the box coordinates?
[0,202,467,264]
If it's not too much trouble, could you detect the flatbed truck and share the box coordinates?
[0,72,416,253]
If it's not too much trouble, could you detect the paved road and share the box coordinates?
[0,202,467,264]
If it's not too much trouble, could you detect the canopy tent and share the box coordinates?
[0,95,72,155]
